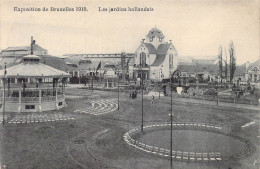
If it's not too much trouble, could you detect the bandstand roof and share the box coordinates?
[0,56,71,78]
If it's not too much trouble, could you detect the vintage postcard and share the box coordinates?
[0,0,259,169]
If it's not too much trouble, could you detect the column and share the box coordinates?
[18,88,21,113]
[39,88,42,112]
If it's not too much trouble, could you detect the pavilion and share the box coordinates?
[0,54,71,112]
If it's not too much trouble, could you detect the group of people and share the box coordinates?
[129,91,137,99]
[128,90,155,104]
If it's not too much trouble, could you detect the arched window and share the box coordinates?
[140,52,146,67]
[169,54,173,69]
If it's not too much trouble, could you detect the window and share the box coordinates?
[169,54,173,69]
[150,37,153,42]
[252,67,259,72]
[140,52,146,67]
[159,38,163,42]
[58,102,63,106]
[25,105,35,109]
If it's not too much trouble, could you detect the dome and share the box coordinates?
[146,27,165,38]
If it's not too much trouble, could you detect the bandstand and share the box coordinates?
[0,54,71,112]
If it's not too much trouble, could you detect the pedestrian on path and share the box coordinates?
[151,95,155,104]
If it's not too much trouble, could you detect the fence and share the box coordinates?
[123,122,223,163]
[174,93,258,105]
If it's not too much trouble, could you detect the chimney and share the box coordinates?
[31,36,33,55]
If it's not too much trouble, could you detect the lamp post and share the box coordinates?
[91,73,93,92]
[169,69,179,169]
[159,68,161,99]
[216,75,219,106]
[139,67,144,133]
[91,68,95,92]
[117,67,120,110]
[2,69,6,126]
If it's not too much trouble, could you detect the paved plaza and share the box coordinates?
[0,88,259,169]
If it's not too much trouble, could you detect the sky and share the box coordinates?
[0,0,259,65]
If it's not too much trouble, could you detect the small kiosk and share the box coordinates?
[104,69,117,88]
[0,54,71,112]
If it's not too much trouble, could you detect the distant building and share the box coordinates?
[62,53,135,81]
[1,44,48,56]
[0,39,72,73]
[245,59,260,85]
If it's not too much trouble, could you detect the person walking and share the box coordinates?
[151,95,155,104]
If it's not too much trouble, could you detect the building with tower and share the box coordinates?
[129,27,178,81]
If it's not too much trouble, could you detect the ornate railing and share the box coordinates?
[42,96,56,102]
[0,94,64,103]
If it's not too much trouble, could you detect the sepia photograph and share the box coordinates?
[0,0,259,168]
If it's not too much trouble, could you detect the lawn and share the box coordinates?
[0,88,259,169]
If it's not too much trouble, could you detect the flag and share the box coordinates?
[96,61,101,72]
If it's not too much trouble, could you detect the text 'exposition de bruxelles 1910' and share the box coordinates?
[13,7,154,13]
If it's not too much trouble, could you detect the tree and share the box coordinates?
[229,41,236,84]
[224,47,228,83]
[218,46,223,81]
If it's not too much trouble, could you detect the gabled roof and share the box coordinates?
[2,46,28,51]
[144,43,156,54]
[247,59,260,71]
[157,43,171,54]
[146,27,165,38]
[150,54,166,66]
[0,62,71,78]
[2,45,48,52]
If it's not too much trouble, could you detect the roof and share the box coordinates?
[41,55,73,72]
[2,46,28,51]
[2,45,47,52]
[23,54,41,59]
[157,43,171,54]
[104,64,116,69]
[144,43,156,54]
[247,59,260,71]
[177,64,219,75]
[146,27,165,38]
[0,54,73,72]
[0,62,71,78]
[150,54,166,66]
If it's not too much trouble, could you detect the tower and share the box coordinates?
[145,27,165,49]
